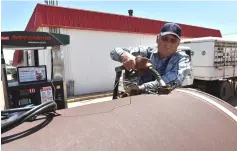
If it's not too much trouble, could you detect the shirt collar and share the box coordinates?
[155,47,174,61]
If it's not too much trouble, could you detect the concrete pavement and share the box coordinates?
[67,96,113,108]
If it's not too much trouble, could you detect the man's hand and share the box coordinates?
[120,52,136,70]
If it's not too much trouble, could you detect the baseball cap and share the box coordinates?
[160,23,182,39]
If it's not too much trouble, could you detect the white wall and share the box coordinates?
[65,29,157,95]
[38,27,158,95]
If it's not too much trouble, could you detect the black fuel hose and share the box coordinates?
[148,66,166,86]
[1,100,57,134]
[1,107,34,115]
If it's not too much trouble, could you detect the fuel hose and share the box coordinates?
[1,100,57,134]
[148,66,166,86]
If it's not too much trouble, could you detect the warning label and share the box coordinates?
[40,86,53,103]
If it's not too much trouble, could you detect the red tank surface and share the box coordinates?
[2,88,237,151]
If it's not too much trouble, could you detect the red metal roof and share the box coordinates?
[25,4,222,38]
[14,4,222,66]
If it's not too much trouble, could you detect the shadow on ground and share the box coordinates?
[227,96,237,108]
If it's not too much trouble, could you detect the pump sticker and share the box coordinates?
[1,36,9,40]
[40,86,53,103]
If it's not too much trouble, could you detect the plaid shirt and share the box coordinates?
[110,46,192,90]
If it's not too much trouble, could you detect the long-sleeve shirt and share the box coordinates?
[110,45,192,90]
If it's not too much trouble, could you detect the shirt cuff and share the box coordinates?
[110,48,125,62]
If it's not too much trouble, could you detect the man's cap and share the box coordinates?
[160,23,182,39]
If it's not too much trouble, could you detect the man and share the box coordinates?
[110,22,191,92]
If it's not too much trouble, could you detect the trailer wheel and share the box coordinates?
[219,81,233,101]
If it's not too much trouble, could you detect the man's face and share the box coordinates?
[157,34,180,57]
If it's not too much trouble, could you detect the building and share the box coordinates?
[13,4,222,96]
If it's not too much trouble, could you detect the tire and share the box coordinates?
[219,81,233,101]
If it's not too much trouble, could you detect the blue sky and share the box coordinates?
[1,1,237,62]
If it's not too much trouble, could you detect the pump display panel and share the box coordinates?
[17,65,47,84]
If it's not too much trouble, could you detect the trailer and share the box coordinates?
[180,37,237,101]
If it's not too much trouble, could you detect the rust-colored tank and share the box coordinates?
[2,88,237,151]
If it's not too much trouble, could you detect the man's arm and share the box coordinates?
[110,46,152,62]
[140,53,191,90]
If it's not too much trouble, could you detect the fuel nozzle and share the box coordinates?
[135,56,166,86]
[146,66,173,94]
[135,56,152,70]
[135,56,173,94]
